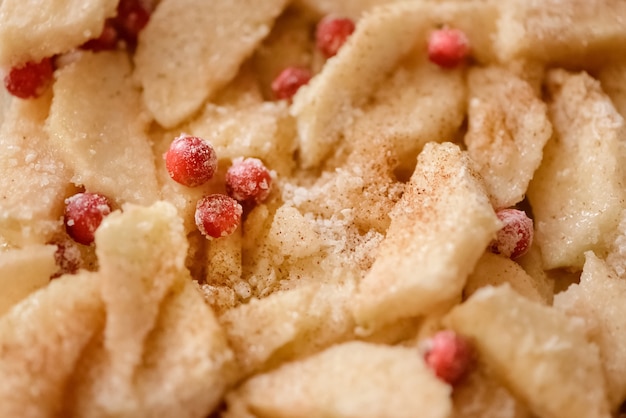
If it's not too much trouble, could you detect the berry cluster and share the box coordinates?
[165,135,273,239]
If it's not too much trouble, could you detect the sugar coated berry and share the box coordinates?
[195,194,243,239]
[226,157,272,205]
[423,330,473,385]
[64,192,113,246]
[271,67,312,100]
[3,58,54,99]
[81,19,119,52]
[165,135,218,187]
[427,28,470,69]
[315,16,356,58]
[490,208,534,259]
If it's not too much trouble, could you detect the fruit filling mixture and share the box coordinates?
[0,1,626,417]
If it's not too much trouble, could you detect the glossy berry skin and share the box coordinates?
[271,67,312,100]
[427,28,470,68]
[64,193,113,246]
[195,194,242,239]
[165,135,218,188]
[81,19,119,52]
[424,330,473,385]
[315,16,356,58]
[226,158,272,205]
[490,208,534,259]
[3,58,54,99]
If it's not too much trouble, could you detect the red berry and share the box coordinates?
[3,58,54,99]
[81,19,119,52]
[165,135,218,188]
[490,208,534,259]
[424,330,473,385]
[271,67,312,100]
[427,28,470,68]
[226,158,272,205]
[50,238,83,279]
[315,16,356,58]
[64,193,113,246]
[116,0,151,46]
[195,194,242,239]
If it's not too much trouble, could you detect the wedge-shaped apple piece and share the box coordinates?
[47,51,159,206]
[0,244,57,317]
[220,276,358,377]
[60,202,237,417]
[0,273,104,418]
[134,279,238,417]
[67,279,238,418]
[0,93,73,246]
[92,201,189,409]
[446,285,611,418]
[555,252,626,409]
[292,1,498,168]
[527,70,626,270]
[495,0,626,67]
[225,341,452,418]
[350,54,466,174]
[134,0,289,128]
[464,252,546,304]
[352,142,500,331]
[465,66,552,209]
[0,0,117,66]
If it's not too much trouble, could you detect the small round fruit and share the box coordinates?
[423,330,473,385]
[81,19,119,52]
[116,0,151,46]
[226,157,272,205]
[64,192,113,246]
[427,28,470,68]
[3,58,54,99]
[271,66,312,100]
[315,16,356,58]
[165,135,218,187]
[490,208,534,259]
[195,194,243,239]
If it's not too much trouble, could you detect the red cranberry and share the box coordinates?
[315,16,356,58]
[424,330,473,385]
[64,193,113,246]
[226,158,272,205]
[116,0,151,46]
[195,194,242,239]
[81,19,119,52]
[490,208,534,259]
[427,28,470,68]
[271,67,312,100]
[165,135,218,188]
[3,58,54,99]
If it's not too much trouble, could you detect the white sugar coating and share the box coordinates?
[494,210,533,259]
[0,95,72,246]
